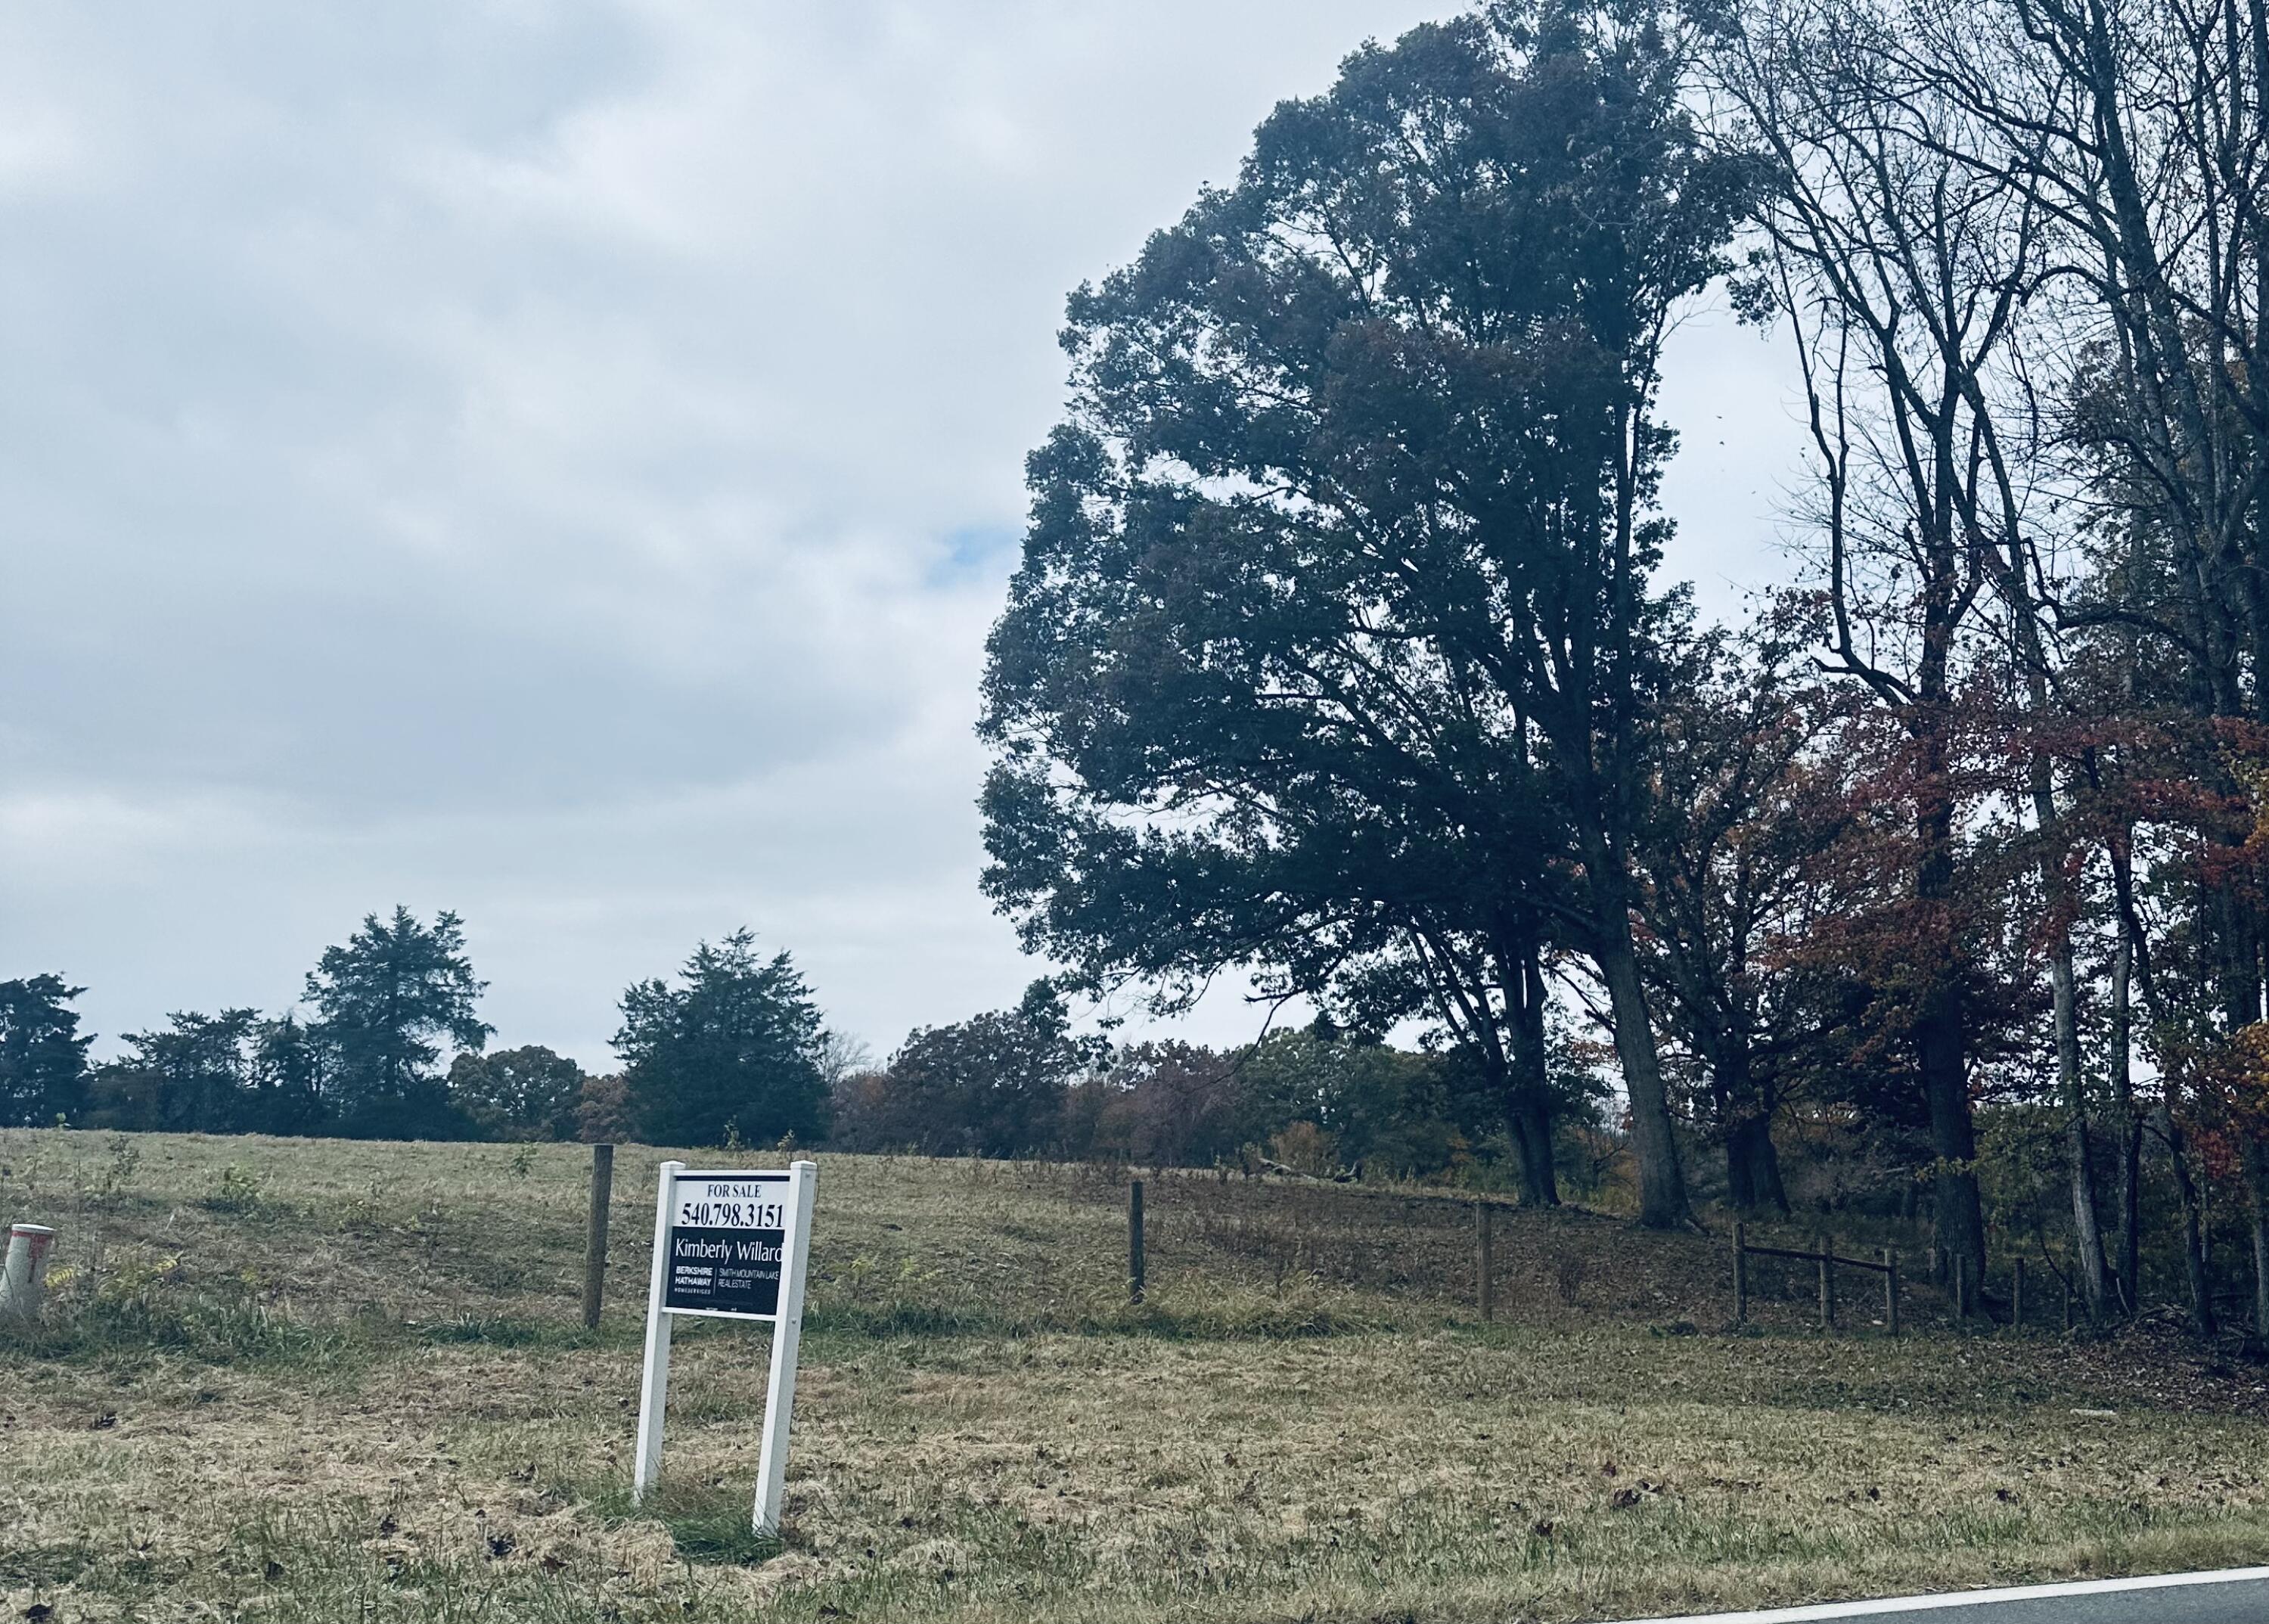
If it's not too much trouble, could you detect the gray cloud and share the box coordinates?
[0,1,1808,1066]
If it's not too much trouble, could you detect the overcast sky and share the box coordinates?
[0,1,1808,1068]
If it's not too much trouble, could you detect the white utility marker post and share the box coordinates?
[632,1158,818,1538]
[0,1223,56,1320]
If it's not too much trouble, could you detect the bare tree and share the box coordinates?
[1873,0,2269,1331]
[1709,0,2070,1293]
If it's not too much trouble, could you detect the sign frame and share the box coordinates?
[632,1157,817,1535]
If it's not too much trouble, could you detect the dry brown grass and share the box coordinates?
[5,1129,2269,1622]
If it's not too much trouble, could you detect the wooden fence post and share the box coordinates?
[1476,1201,1495,1323]
[582,1143,613,1331]
[1818,1232,1836,1328]
[1954,1254,1969,1320]
[2013,1256,2026,1331]
[1883,1248,1899,1337]
[2063,1275,2074,1332]
[1734,1222,1748,1326]
[1128,1178,1146,1305]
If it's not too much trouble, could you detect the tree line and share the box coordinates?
[976,0,2269,1332]
[6,915,1588,1186]
[0,914,834,1149]
[827,986,1614,1183]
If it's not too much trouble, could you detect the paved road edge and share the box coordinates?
[1616,1563,2269,1622]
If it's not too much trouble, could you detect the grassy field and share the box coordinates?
[5,1130,2268,1622]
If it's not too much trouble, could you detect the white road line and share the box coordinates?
[1616,1565,2269,1622]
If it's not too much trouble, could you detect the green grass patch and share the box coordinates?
[588,1480,784,1567]
[1,1287,365,1371]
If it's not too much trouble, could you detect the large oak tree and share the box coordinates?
[981,1,1746,1225]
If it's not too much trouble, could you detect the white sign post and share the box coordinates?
[632,1157,817,1536]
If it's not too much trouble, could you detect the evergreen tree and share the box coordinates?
[615,930,828,1147]
[305,907,489,1140]
[88,1009,261,1132]
[247,1013,331,1135]
[0,974,93,1126]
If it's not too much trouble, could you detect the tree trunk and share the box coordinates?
[1508,1086,1560,1209]
[2009,506,2108,1321]
[2158,1101,2216,1334]
[2190,904,2258,1292]
[2109,930,2141,1315]
[1727,1113,1788,1216]
[2209,887,2268,1343]
[1917,975,1984,1287]
[1913,744,1984,1287]
[1594,918,1690,1228]
[2050,932,2108,1320]
[1715,1034,1786,1214]
[1502,935,1560,1208]
[1579,824,1689,1228]
[1724,1101,1755,1212]
[2250,1141,2269,1341]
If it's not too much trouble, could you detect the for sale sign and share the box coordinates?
[635,1157,818,1535]
[662,1170,796,1319]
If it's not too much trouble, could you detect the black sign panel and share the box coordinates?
[665,1226,787,1315]
[663,1172,793,1318]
